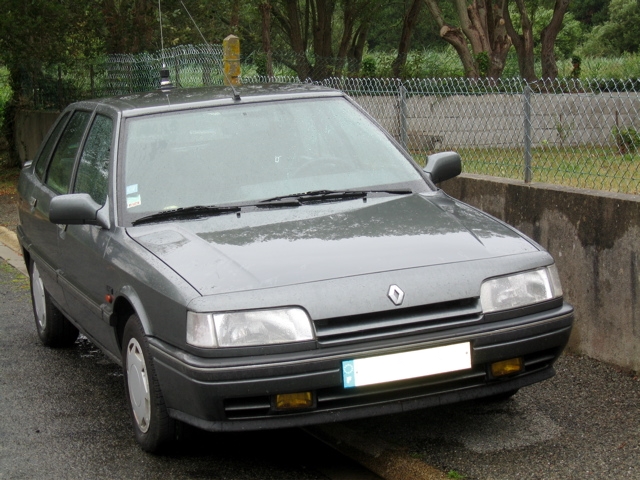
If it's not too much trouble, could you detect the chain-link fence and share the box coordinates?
[317,77,640,194]
[17,44,226,110]
[11,44,640,195]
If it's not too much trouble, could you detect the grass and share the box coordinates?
[447,470,466,479]
[415,146,640,195]
[0,261,29,290]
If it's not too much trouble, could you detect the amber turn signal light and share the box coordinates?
[491,358,524,377]
[275,392,313,410]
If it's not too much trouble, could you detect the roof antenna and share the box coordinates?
[181,0,240,101]
[158,0,174,90]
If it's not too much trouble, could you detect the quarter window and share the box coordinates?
[45,111,91,195]
[74,115,113,206]
[34,112,70,180]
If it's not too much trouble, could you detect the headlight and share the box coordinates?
[187,307,314,348]
[480,265,563,313]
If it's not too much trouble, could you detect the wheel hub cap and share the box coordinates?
[126,338,151,433]
[31,264,47,330]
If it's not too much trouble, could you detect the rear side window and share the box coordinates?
[74,115,113,206]
[34,112,70,180]
[45,111,91,195]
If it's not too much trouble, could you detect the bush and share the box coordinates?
[0,67,12,131]
[612,126,640,154]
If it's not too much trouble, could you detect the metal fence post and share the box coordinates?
[399,81,408,150]
[523,84,532,183]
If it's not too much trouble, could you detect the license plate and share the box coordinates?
[342,342,471,388]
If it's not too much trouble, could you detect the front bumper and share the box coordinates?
[150,302,573,432]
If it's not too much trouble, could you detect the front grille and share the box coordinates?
[314,298,482,346]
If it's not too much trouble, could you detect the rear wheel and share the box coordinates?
[29,260,78,347]
[122,314,175,453]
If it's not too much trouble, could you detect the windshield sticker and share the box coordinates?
[126,184,138,195]
[127,194,142,209]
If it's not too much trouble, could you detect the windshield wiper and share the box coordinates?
[132,205,241,226]
[132,189,413,225]
[260,189,413,204]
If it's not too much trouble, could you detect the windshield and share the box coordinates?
[121,96,429,224]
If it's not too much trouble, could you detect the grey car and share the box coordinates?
[18,83,573,452]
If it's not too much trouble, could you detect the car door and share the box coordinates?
[20,110,92,310]
[55,112,120,354]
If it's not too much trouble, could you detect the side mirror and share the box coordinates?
[49,193,110,229]
[423,151,462,184]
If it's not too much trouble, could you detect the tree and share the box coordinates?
[392,0,424,78]
[539,0,571,79]
[102,0,156,54]
[269,0,382,79]
[579,0,640,56]
[569,0,610,27]
[504,0,572,80]
[0,0,103,165]
[259,2,274,76]
[504,0,536,80]
[422,0,512,78]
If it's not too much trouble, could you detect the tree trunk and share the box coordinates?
[392,0,423,78]
[503,0,536,81]
[348,23,370,74]
[423,0,479,77]
[259,2,274,77]
[310,0,336,79]
[336,0,357,75]
[486,0,511,79]
[282,0,312,79]
[540,0,571,80]
[442,25,481,77]
[453,0,489,54]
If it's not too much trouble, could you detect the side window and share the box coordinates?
[34,112,70,180]
[74,115,113,206]
[45,111,91,195]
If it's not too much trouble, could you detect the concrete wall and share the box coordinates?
[443,174,640,372]
[14,110,60,164]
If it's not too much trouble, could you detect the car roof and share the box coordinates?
[73,83,344,117]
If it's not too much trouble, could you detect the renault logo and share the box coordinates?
[387,285,405,306]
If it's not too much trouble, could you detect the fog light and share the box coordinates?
[491,358,523,377]
[275,392,313,410]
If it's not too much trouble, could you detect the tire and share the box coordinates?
[29,260,79,347]
[122,314,175,453]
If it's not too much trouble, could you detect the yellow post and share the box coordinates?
[223,35,241,86]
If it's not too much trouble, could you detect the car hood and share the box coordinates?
[127,194,538,296]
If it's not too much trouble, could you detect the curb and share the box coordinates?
[0,226,27,276]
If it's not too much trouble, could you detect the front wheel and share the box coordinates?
[29,260,78,347]
[122,314,175,453]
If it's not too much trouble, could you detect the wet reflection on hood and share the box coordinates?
[197,194,519,247]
